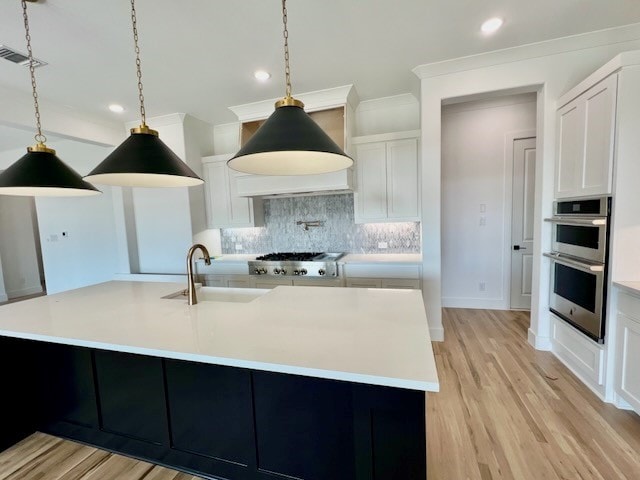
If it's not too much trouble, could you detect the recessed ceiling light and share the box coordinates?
[481,17,504,35]
[254,70,271,82]
[108,104,125,113]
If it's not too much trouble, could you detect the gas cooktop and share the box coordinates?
[249,252,345,277]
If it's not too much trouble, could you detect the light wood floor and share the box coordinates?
[0,434,202,480]
[2,308,640,479]
[427,308,640,480]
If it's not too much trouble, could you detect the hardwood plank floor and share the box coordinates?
[0,433,202,480]
[2,308,640,479]
[428,308,640,480]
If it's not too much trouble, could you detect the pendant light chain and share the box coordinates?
[21,0,46,145]
[130,0,146,126]
[281,0,292,99]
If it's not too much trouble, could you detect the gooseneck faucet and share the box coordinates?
[187,244,211,305]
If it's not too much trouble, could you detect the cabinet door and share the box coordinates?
[228,276,255,288]
[94,351,168,445]
[346,278,382,288]
[354,142,388,223]
[555,100,585,199]
[205,162,231,228]
[165,361,255,466]
[580,75,617,196]
[386,138,420,220]
[227,170,256,227]
[381,278,421,290]
[254,278,294,289]
[616,307,640,414]
[204,162,257,228]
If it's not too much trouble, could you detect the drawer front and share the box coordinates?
[344,264,421,279]
[346,278,382,288]
[381,278,421,290]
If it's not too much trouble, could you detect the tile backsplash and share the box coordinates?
[220,194,421,254]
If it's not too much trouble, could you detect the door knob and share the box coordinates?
[513,245,527,251]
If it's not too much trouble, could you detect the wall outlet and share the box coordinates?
[479,282,486,292]
[480,203,487,213]
[378,242,388,249]
[48,234,59,243]
[235,244,243,251]
[479,216,486,226]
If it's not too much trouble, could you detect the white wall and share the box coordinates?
[35,140,118,294]
[441,95,536,309]
[414,24,640,346]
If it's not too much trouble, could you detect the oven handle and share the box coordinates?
[543,252,604,273]
[544,217,607,226]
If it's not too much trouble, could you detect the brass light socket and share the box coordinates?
[27,143,56,154]
[130,124,159,136]
[275,96,304,109]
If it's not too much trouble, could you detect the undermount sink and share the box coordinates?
[163,287,268,304]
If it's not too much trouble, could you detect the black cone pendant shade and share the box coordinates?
[0,0,101,198]
[227,98,353,176]
[0,145,100,197]
[84,126,203,188]
[84,0,203,188]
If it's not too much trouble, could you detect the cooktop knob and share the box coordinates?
[280,269,287,275]
[293,270,300,276]
[254,268,260,274]
[300,269,307,275]
[273,268,281,274]
[318,268,326,276]
[260,268,268,274]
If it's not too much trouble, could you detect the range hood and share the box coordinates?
[234,168,353,197]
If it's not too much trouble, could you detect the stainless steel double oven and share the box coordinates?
[544,196,611,343]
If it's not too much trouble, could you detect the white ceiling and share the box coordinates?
[0,124,63,152]
[0,0,639,127]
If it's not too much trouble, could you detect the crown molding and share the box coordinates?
[413,23,640,80]
[229,84,359,122]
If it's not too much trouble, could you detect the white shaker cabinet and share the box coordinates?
[353,131,420,223]
[202,155,264,229]
[555,74,618,199]
[614,291,640,415]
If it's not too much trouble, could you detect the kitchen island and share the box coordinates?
[0,281,438,480]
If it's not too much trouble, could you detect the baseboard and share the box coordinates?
[528,328,552,351]
[7,285,43,299]
[441,297,508,310]
[614,393,634,410]
[430,327,444,342]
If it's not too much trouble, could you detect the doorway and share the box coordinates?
[510,136,536,310]
[441,92,537,310]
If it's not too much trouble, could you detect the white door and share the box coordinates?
[510,137,536,310]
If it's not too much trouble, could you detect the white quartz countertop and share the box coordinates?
[0,281,438,392]
[613,281,640,297]
[340,254,422,264]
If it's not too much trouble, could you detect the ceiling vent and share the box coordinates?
[0,44,46,68]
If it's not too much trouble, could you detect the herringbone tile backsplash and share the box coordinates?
[220,194,421,254]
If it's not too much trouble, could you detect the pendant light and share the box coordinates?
[227,0,353,176]
[0,0,101,197]
[84,0,203,188]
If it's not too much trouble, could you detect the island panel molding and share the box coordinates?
[0,337,427,480]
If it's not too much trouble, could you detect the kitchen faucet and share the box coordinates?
[186,244,211,305]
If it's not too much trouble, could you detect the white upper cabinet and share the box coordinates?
[555,74,618,199]
[202,155,264,229]
[353,131,420,223]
